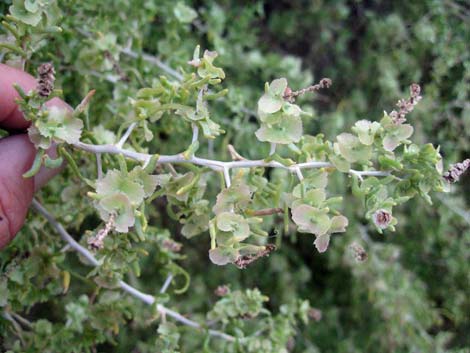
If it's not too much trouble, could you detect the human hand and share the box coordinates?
[0,63,68,249]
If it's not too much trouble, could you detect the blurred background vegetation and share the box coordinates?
[1,0,469,352]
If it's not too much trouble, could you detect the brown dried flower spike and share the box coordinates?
[443,159,470,183]
[37,63,56,98]
[390,83,422,124]
[283,78,332,103]
[234,244,276,269]
[88,214,115,250]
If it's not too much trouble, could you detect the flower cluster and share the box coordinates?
[443,159,470,183]
[283,77,332,103]
[390,83,422,124]
[372,209,392,229]
[37,63,55,97]
[87,214,115,250]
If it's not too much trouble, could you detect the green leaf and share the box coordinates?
[96,169,145,204]
[35,107,84,146]
[128,167,159,198]
[199,118,224,139]
[174,2,197,23]
[268,78,288,96]
[65,295,89,333]
[292,188,326,208]
[383,124,414,151]
[258,110,283,124]
[292,171,328,198]
[255,114,302,144]
[380,113,414,151]
[378,155,403,170]
[181,213,209,238]
[257,93,283,114]
[209,247,239,266]
[213,184,252,214]
[10,0,42,26]
[98,193,135,232]
[329,215,348,233]
[314,234,330,253]
[92,125,116,144]
[43,154,64,169]
[328,153,350,173]
[336,133,372,163]
[292,205,331,236]
[23,149,45,178]
[197,50,225,80]
[352,120,381,145]
[216,212,250,241]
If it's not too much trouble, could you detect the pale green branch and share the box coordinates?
[31,199,236,342]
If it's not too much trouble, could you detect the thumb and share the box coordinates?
[0,135,36,249]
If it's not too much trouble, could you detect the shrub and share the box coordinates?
[1,1,469,352]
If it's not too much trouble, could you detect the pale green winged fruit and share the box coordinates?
[29,106,84,149]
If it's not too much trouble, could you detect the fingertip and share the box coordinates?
[0,64,72,131]
[0,64,37,129]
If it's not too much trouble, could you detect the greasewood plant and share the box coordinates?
[17,55,457,262]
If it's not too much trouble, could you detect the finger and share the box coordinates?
[0,136,64,249]
[0,64,37,129]
[0,63,69,130]
[0,64,71,248]
[0,135,35,249]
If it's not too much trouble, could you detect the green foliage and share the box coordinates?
[1,1,469,352]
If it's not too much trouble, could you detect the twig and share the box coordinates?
[166,164,178,177]
[77,28,183,81]
[116,122,136,149]
[349,169,364,182]
[191,124,199,144]
[227,144,246,161]
[10,312,32,329]
[2,312,25,343]
[294,167,304,181]
[31,199,236,342]
[160,274,173,294]
[269,143,277,156]
[120,47,183,81]
[71,141,391,179]
[223,167,231,188]
[60,244,71,253]
[249,208,284,217]
[283,78,332,103]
